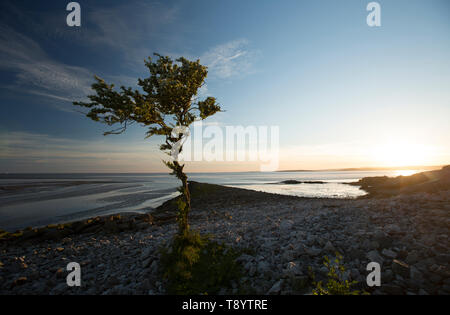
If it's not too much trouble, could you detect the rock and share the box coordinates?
[435,254,450,265]
[281,250,294,262]
[12,277,27,287]
[348,248,365,260]
[103,220,119,233]
[381,249,397,259]
[267,280,283,295]
[405,251,420,265]
[279,220,294,231]
[55,268,64,279]
[249,265,256,277]
[244,261,252,271]
[257,261,270,274]
[283,262,302,277]
[43,229,63,240]
[409,266,425,287]
[418,289,429,295]
[150,260,158,273]
[323,241,336,253]
[383,269,394,283]
[294,243,306,255]
[374,230,392,248]
[392,260,409,278]
[305,247,322,257]
[350,268,361,281]
[140,247,153,260]
[367,250,384,265]
[427,272,442,284]
[237,254,254,264]
[142,257,153,268]
[384,224,402,235]
[107,276,119,287]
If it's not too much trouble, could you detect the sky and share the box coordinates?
[0,0,449,173]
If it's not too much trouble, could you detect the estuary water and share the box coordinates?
[0,170,420,231]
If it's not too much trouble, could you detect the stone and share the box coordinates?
[267,280,283,295]
[392,260,409,279]
[350,268,361,281]
[283,262,302,277]
[142,257,153,268]
[409,266,424,283]
[348,248,364,260]
[323,241,336,253]
[257,261,270,274]
[140,247,153,260]
[381,249,397,259]
[366,250,384,265]
[435,254,450,265]
[305,247,322,257]
[281,250,294,262]
[405,251,419,265]
[55,268,64,279]
[385,224,402,235]
[12,277,28,287]
[249,265,256,277]
[383,269,394,283]
[418,289,429,295]
[279,220,294,231]
[374,230,392,247]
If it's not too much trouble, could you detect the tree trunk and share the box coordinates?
[173,161,191,235]
[180,174,191,234]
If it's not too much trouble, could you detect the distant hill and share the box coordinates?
[278,165,444,172]
[350,165,450,197]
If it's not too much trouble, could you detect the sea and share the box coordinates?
[0,170,420,231]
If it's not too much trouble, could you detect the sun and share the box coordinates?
[372,142,432,167]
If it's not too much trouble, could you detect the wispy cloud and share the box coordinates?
[81,3,257,78]
[0,24,93,109]
[0,1,257,114]
[201,39,259,79]
[165,39,259,80]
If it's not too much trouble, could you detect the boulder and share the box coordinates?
[267,280,283,295]
[392,259,410,278]
[366,250,384,265]
[381,249,397,259]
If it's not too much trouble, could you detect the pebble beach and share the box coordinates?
[1,181,449,295]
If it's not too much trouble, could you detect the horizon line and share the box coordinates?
[1,164,447,175]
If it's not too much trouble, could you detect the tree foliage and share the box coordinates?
[74,53,222,234]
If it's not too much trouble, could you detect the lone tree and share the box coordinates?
[74,53,221,236]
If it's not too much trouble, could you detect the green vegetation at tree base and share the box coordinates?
[309,253,369,295]
[159,230,242,295]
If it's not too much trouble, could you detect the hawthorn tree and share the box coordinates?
[74,53,221,236]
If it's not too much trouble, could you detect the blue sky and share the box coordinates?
[0,0,449,172]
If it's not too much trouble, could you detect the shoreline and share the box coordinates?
[1,182,338,238]
[0,181,449,295]
[6,165,447,232]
